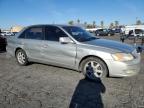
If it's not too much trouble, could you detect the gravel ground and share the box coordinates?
[0,35,144,108]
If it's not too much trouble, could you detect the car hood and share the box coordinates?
[82,39,134,53]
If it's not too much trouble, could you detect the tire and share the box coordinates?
[80,57,108,80]
[16,49,28,66]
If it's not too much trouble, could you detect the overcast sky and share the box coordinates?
[0,0,144,28]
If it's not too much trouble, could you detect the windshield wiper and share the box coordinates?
[84,37,99,41]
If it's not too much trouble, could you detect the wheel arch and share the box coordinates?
[15,47,29,66]
[15,47,24,57]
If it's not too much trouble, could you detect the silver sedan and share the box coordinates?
[7,25,141,80]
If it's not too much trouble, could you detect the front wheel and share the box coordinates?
[16,49,28,66]
[80,57,108,80]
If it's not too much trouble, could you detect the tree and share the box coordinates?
[68,20,74,25]
[92,21,96,28]
[100,21,104,28]
[136,20,142,25]
[115,21,119,28]
[84,22,87,27]
[77,19,80,24]
[87,24,93,28]
[109,22,114,29]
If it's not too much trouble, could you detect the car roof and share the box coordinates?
[26,24,78,28]
[16,24,81,39]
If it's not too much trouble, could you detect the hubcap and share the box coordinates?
[84,61,104,78]
[17,52,26,64]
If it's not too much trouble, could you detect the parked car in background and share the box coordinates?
[126,29,144,39]
[12,32,18,35]
[114,28,122,34]
[1,31,13,36]
[0,36,7,51]
[95,29,114,36]
[86,28,102,33]
[120,29,144,45]
[108,29,115,35]
[7,25,141,80]
[124,25,144,35]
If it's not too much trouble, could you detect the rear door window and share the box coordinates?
[25,27,44,40]
[18,27,44,40]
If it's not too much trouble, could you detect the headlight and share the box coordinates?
[112,53,134,61]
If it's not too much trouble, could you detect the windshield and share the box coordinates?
[135,29,144,34]
[103,29,108,32]
[62,26,98,42]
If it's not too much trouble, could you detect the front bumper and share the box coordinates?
[105,53,141,77]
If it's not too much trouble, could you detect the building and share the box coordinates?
[10,26,24,32]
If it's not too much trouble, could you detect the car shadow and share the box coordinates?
[69,78,106,108]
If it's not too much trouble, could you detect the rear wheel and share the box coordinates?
[16,49,28,66]
[80,57,108,80]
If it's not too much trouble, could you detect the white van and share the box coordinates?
[124,25,144,35]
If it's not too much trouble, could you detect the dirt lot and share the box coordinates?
[0,35,144,108]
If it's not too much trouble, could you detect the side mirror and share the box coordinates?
[59,37,74,44]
